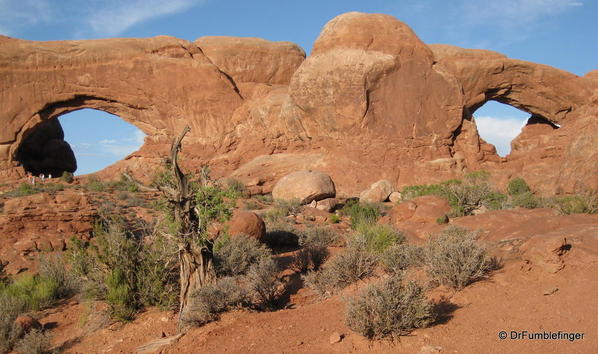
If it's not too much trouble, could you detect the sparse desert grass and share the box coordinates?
[263,199,302,222]
[424,226,495,290]
[340,200,382,229]
[2,182,66,198]
[354,223,404,254]
[304,236,377,297]
[346,275,434,339]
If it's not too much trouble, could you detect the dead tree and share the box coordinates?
[157,126,216,324]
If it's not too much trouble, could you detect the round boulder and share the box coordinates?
[359,179,394,203]
[272,170,336,204]
[227,210,266,243]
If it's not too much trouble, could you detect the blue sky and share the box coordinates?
[1,0,596,172]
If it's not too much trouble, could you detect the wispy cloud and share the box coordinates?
[86,0,202,37]
[0,0,204,38]
[475,116,528,156]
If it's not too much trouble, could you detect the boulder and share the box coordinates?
[227,210,266,243]
[359,180,394,203]
[272,170,336,204]
[390,195,451,225]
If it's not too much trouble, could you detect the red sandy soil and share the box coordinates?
[33,209,597,354]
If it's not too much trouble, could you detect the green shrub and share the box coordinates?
[61,171,74,183]
[38,254,78,300]
[401,172,506,216]
[136,233,179,310]
[86,176,105,192]
[381,243,423,274]
[263,199,302,222]
[329,214,341,224]
[221,178,247,199]
[507,177,531,196]
[68,217,141,319]
[255,194,273,205]
[13,329,52,354]
[354,224,404,254]
[511,191,540,209]
[545,192,598,215]
[424,226,494,290]
[346,275,434,339]
[214,235,272,277]
[185,277,247,326]
[105,269,137,321]
[304,237,377,297]
[341,200,382,229]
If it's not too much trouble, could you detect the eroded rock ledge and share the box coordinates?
[1,12,596,195]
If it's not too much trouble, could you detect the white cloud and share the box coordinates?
[86,0,202,37]
[461,0,582,28]
[475,116,528,156]
[0,0,204,38]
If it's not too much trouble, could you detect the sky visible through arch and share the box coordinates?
[2,0,595,173]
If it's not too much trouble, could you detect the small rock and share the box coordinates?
[543,287,559,296]
[329,332,344,344]
[14,315,42,333]
[388,191,402,202]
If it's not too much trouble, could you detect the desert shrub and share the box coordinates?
[0,294,26,353]
[291,246,329,273]
[304,237,377,297]
[381,243,423,274]
[401,172,506,216]
[86,176,105,192]
[354,224,404,254]
[341,200,382,229]
[214,235,272,277]
[60,171,74,183]
[346,275,434,339]
[184,277,247,326]
[13,329,52,354]
[329,214,341,224]
[436,214,449,224]
[105,269,137,321]
[545,192,598,215]
[38,254,78,299]
[245,258,281,310]
[110,174,139,192]
[243,199,262,210]
[507,177,531,196]
[68,217,141,319]
[424,226,494,290]
[255,194,273,205]
[136,233,179,310]
[511,191,541,209]
[299,227,340,248]
[263,199,302,222]
[264,221,300,248]
[221,178,247,199]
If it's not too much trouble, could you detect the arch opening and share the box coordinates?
[472,100,559,157]
[15,109,145,176]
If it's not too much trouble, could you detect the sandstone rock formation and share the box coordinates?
[227,209,266,243]
[272,170,336,204]
[359,180,394,203]
[0,12,596,195]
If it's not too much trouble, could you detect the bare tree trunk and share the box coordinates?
[159,126,216,326]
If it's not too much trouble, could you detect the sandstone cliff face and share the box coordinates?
[0,12,596,194]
